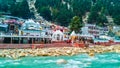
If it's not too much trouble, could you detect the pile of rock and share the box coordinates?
[0,45,120,59]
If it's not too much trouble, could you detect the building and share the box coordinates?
[99,27,109,35]
[113,26,120,36]
[19,19,44,36]
[113,26,120,33]
[81,24,100,38]
[81,24,110,38]
[0,23,8,33]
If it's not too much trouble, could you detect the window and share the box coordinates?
[57,34,60,40]
[10,24,15,30]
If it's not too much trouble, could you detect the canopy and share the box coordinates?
[5,19,19,24]
[78,34,94,38]
[70,31,76,36]
[53,30,64,35]
[21,19,42,30]
[52,30,64,41]
[99,35,112,40]
[0,24,8,28]
[25,19,35,24]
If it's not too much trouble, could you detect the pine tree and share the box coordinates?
[10,0,31,19]
[69,16,83,33]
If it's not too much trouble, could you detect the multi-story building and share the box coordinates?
[81,24,99,38]
[113,26,120,33]
[99,27,109,35]
[81,24,109,38]
[19,19,46,36]
[113,26,120,36]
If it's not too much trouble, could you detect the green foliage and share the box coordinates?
[97,7,108,26]
[72,0,91,16]
[88,6,99,24]
[50,8,59,22]
[38,6,52,21]
[108,31,115,37]
[0,0,120,26]
[56,8,74,26]
[88,6,108,26]
[69,16,83,33]
[10,0,31,19]
[113,15,120,25]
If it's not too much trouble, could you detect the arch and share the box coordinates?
[52,30,64,41]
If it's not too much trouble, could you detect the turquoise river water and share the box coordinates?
[0,53,120,68]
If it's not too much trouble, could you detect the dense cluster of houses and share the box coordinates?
[0,15,69,44]
[0,15,120,44]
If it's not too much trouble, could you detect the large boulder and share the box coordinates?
[56,59,68,64]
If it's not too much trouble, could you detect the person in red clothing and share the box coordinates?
[85,40,89,47]
[79,40,85,47]
[74,40,79,47]
[70,36,76,46]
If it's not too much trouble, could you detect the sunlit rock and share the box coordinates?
[56,59,68,64]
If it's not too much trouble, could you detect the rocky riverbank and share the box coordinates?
[0,45,120,59]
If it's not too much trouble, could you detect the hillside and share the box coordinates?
[0,0,120,26]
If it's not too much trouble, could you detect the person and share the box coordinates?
[78,39,85,47]
[80,39,84,43]
[71,36,76,46]
[74,40,79,47]
[85,40,89,47]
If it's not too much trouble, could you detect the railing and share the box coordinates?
[0,42,72,49]
[0,44,32,49]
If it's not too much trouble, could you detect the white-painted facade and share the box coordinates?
[52,30,64,41]
[81,24,109,38]
[113,26,120,33]
[81,24,100,38]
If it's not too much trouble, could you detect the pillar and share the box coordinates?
[11,37,12,44]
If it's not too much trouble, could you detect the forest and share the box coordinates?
[0,0,120,27]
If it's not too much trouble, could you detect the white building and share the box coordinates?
[81,24,100,38]
[81,24,109,38]
[113,26,120,33]
[99,27,109,35]
[52,30,64,41]
[19,19,45,36]
[112,26,120,36]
